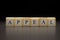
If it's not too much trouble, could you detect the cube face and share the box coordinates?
[14,17,23,27]
[31,18,40,26]
[22,17,31,26]
[47,17,56,26]
[6,17,15,26]
[40,17,48,26]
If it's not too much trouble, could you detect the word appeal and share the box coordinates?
[6,17,56,27]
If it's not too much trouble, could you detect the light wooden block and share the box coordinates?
[47,17,56,26]
[6,17,56,27]
[30,17,40,26]
[40,17,48,26]
[22,17,31,26]
[14,17,23,27]
[6,17,15,26]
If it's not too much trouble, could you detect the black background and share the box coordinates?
[0,0,59,21]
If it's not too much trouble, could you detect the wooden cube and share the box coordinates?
[14,17,23,27]
[47,17,56,26]
[40,17,48,26]
[30,17,40,26]
[22,17,31,27]
[6,17,15,26]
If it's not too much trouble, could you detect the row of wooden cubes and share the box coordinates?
[6,17,56,27]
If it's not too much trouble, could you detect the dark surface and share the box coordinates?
[0,21,60,40]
